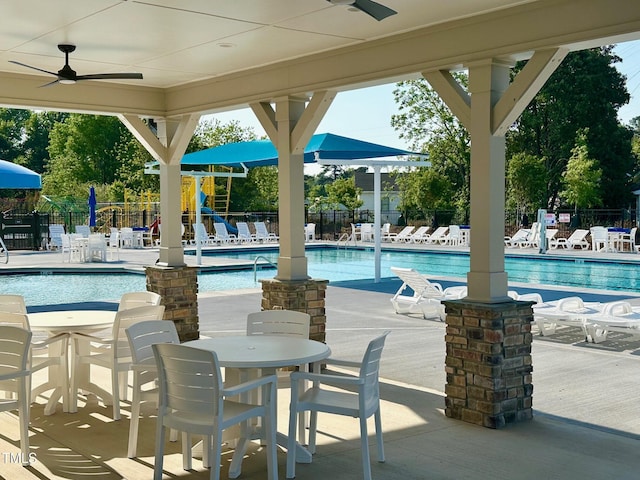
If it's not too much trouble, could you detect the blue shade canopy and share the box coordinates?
[181,133,419,168]
[0,159,42,189]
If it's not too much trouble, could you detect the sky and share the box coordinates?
[209,39,640,174]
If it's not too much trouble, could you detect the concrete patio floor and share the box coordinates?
[1,244,640,479]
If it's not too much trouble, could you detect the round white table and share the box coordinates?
[185,335,331,471]
[28,310,115,415]
[185,335,331,369]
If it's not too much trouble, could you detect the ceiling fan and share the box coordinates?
[327,0,397,21]
[9,44,143,87]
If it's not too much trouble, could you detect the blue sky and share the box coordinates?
[210,39,640,164]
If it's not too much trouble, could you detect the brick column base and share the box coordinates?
[260,278,328,342]
[443,299,534,429]
[145,265,199,342]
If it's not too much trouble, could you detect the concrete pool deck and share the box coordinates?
[1,243,640,478]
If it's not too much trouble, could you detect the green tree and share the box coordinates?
[391,75,470,216]
[0,108,30,162]
[393,168,453,220]
[561,131,602,210]
[326,176,363,212]
[507,46,633,208]
[17,111,69,173]
[506,152,548,211]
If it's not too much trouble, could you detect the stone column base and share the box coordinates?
[145,265,199,342]
[260,278,328,342]
[443,299,534,429]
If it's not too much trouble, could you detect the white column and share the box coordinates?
[465,60,510,302]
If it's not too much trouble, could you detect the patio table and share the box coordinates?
[28,310,115,414]
[185,335,331,473]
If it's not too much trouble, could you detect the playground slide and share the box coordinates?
[201,207,238,235]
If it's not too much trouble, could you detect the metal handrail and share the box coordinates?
[254,255,277,282]
[0,235,8,263]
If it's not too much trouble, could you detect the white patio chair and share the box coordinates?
[504,228,531,248]
[118,291,161,312]
[590,226,609,252]
[389,266,449,319]
[119,227,135,249]
[75,225,91,237]
[87,233,107,262]
[380,223,392,242]
[615,226,637,252]
[152,342,278,480]
[286,331,390,480]
[125,319,180,458]
[70,305,165,420]
[443,225,462,245]
[60,233,82,262]
[0,325,33,466]
[304,223,316,241]
[247,310,310,338]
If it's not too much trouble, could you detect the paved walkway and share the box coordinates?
[1,243,640,479]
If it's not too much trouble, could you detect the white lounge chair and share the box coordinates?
[585,301,640,343]
[425,226,449,244]
[390,267,461,320]
[48,224,65,250]
[213,222,238,244]
[549,228,590,249]
[504,228,530,248]
[389,226,415,243]
[236,222,256,243]
[408,226,431,243]
[192,223,216,246]
[532,296,600,338]
[254,221,278,242]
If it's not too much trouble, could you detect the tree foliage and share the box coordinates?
[507,46,633,208]
[391,75,470,216]
[506,152,548,211]
[560,131,602,210]
[326,176,363,211]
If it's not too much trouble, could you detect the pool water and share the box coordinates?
[2,247,640,306]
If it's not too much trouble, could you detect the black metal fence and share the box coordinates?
[1,206,637,250]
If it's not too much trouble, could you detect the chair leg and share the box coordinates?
[286,403,300,479]
[374,409,385,463]
[153,421,166,480]
[127,375,142,458]
[19,377,31,466]
[111,368,121,420]
[359,415,372,480]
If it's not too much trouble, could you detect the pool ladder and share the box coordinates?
[254,255,277,282]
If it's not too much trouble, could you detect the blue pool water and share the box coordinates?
[2,247,640,306]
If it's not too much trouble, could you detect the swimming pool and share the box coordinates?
[2,246,640,306]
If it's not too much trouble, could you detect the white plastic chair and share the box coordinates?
[247,310,310,338]
[75,225,91,237]
[304,223,316,241]
[87,233,107,262]
[48,224,65,250]
[213,222,238,243]
[254,221,278,242]
[152,342,278,480]
[0,297,70,415]
[236,222,256,243]
[125,319,180,458]
[70,305,165,420]
[286,331,390,480]
[0,325,32,466]
[590,226,609,252]
[118,291,161,312]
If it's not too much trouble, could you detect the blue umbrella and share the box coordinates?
[88,186,97,227]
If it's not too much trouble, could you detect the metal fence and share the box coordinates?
[1,206,637,250]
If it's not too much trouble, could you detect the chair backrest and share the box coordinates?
[305,223,316,235]
[430,226,448,238]
[0,294,27,314]
[254,221,270,238]
[237,222,252,239]
[126,319,180,367]
[0,325,32,383]
[516,292,543,304]
[359,331,390,413]
[396,226,415,238]
[590,226,607,240]
[75,225,91,237]
[247,310,310,338]
[112,305,166,361]
[118,291,162,312]
[568,229,589,241]
[0,312,30,329]
[557,296,584,311]
[48,224,65,248]
[390,267,442,296]
[448,225,461,237]
[381,223,390,234]
[192,223,209,242]
[602,301,632,316]
[214,222,231,239]
[153,342,222,419]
